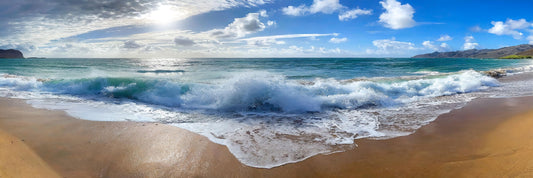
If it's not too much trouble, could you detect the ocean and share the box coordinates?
[1,57,533,168]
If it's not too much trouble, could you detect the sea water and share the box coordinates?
[1,57,533,168]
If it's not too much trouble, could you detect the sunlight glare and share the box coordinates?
[147,5,178,25]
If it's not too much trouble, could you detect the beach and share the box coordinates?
[2,0,533,176]
[2,94,533,177]
[0,129,59,177]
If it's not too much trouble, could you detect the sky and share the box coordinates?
[1,0,533,58]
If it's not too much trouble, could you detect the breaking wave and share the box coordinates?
[0,70,504,168]
[1,70,498,113]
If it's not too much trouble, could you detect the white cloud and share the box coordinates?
[309,0,344,14]
[0,43,37,53]
[378,0,416,29]
[284,45,342,55]
[246,38,285,46]
[0,0,275,57]
[488,19,531,39]
[2,1,375,58]
[464,36,475,42]
[174,37,196,46]
[329,37,347,43]
[338,9,372,21]
[283,0,372,22]
[470,25,482,32]
[240,33,338,46]
[282,0,343,16]
[122,40,142,49]
[440,43,451,50]
[282,5,308,16]
[437,34,452,41]
[463,43,479,50]
[240,45,348,57]
[241,33,337,41]
[209,11,268,39]
[366,38,418,55]
[528,35,533,45]
[422,40,451,52]
[259,10,268,17]
[65,27,339,57]
[462,36,479,50]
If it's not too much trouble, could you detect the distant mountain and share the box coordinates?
[0,49,24,58]
[412,44,533,58]
[517,48,533,56]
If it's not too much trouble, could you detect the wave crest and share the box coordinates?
[2,70,497,113]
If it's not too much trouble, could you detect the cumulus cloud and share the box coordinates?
[437,34,452,41]
[309,0,344,14]
[122,40,142,49]
[282,0,370,21]
[462,36,479,50]
[258,10,268,17]
[282,5,308,16]
[329,37,347,43]
[282,0,344,16]
[422,41,451,52]
[528,35,533,45]
[338,9,372,21]
[440,43,451,50]
[210,11,268,39]
[488,19,531,39]
[366,38,418,55]
[378,0,416,29]
[463,43,479,50]
[174,37,196,46]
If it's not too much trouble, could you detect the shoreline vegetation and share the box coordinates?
[501,48,533,59]
[500,55,533,59]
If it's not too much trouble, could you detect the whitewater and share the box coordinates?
[1,57,533,168]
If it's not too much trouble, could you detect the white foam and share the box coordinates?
[0,70,508,168]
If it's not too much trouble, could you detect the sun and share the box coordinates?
[147,5,178,25]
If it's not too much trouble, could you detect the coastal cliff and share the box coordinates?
[412,44,533,59]
[0,49,24,58]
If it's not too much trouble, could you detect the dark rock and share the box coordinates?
[0,49,24,58]
[483,70,507,78]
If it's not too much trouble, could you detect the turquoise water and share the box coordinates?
[0,58,529,80]
[1,57,532,168]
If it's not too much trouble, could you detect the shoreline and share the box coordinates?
[2,95,533,176]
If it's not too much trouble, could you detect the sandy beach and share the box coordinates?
[2,95,533,177]
[0,129,59,178]
[2,0,533,177]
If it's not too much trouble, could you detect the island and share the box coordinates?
[0,49,24,59]
[412,44,533,59]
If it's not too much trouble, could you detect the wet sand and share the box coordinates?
[1,96,533,177]
[0,129,59,178]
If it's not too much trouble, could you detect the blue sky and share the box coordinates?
[0,0,532,58]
